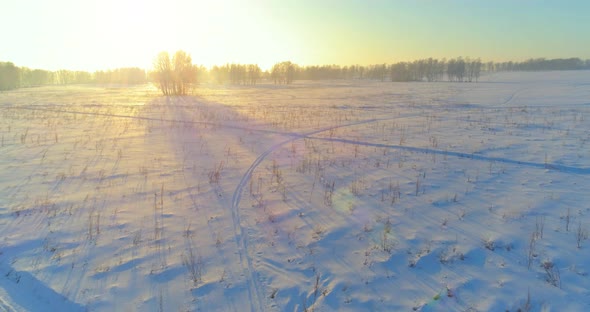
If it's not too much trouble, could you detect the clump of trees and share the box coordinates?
[54,70,93,85]
[271,61,295,84]
[0,62,65,90]
[296,65,356,80]
[371,58,481,82]
[0,62,20,91]
[209,64,261,85]
[151,51,198,95]
[491,58,589,71]
[263,58,477,83]
[0,61,147,91]
[443,58,481,82]
[95,68,147,85]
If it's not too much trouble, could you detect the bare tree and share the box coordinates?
[0,62,20,90]
[271,61,296,84]
[172,50,196,95]
[152,52,173,95]
[152,50,196,95]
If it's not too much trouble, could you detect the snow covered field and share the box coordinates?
[1,71,589,311]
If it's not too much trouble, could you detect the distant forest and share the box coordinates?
[1,57,589,92]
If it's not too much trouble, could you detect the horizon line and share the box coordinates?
[3,56,589,73]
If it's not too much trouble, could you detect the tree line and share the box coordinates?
[0,61,147,91]
[210,64,262,85]
[287,57,589,83]
[258,58,481,83]
[3,56,590,93]
[488,58,590,71]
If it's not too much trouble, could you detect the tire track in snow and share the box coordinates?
[232,109,588,310]
[502,86,529,105]
[230,116,408,311]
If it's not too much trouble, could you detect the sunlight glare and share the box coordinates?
[89,0,295,70]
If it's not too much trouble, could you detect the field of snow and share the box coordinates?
[1,71,589,311]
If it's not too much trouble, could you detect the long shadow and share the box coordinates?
[307,136,590,175]
[12,104,300,139]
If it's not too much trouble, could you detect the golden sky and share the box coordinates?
[2,0,589,71]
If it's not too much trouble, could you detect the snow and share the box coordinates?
[0,71,589,311]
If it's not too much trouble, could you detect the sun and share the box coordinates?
[4,0,303,71]
[85,0,297,70]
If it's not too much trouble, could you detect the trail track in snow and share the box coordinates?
[229,116,405,311]
[502,86,528,105]
[228,88,589,310]
[11,101,422,311]
[7,80,587,310]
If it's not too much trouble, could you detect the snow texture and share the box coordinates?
[0,71,589,311]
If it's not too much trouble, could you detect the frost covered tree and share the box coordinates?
[271,61,296,84]
[466,58,482,82]
[447,58,466,82]
[152,50,197,95]
[0,62,20,91]
[94,68,147,85]
[152,52,172,95]
[171,50,195,95]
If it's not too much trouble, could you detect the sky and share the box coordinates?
[2,0,590,71]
